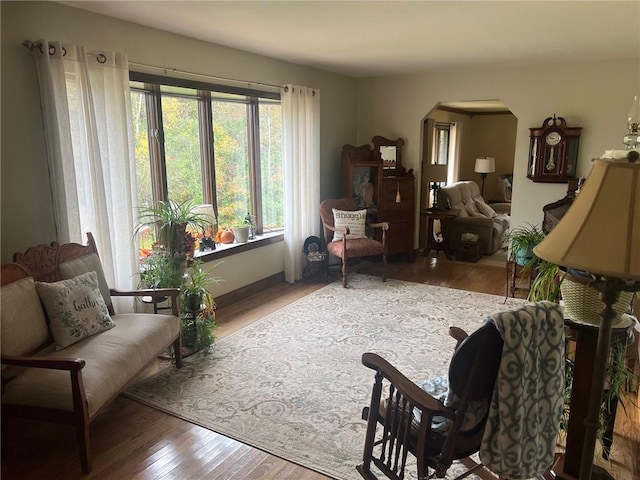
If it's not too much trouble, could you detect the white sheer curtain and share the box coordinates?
[448,122,463,182]
[31,40,137,311]
[281,85,320,283]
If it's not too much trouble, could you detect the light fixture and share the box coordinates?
[623,95,640,149]
[474,157,495,196]
[533,154,640,480]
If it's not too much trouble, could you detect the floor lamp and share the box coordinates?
[533,153,640,480]
[474,157,495,197]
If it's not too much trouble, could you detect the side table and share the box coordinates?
[421,208,459,258]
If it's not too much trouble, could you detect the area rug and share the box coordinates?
[125,274,527,480]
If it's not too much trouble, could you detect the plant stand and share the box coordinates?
[506,260,537,298]
[551,319,634,479]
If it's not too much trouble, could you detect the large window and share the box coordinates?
[130,73,283,247]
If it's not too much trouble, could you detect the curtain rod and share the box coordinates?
[129,61,282,91]
[22,41,281,91]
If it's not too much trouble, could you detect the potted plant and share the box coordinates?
[181,260,221,311]
[139,247,185,289]
[135,200,210,256]
[507,223,545,267]
[180,260,222,352]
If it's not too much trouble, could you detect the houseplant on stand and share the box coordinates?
[180,259,222,354]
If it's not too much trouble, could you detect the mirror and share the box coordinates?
[372,136,405,175]
[379,146,397,169]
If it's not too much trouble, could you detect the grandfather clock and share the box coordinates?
[528,115,582,183]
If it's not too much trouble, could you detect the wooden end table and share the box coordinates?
[421,208,459,259]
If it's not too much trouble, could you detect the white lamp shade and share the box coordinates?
[534,158,640,280]
[191,204,217,228]
[474,157,495,174]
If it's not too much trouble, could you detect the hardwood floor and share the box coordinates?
[2,253,638,479]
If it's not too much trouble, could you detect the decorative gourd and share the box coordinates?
[219,229,235,244]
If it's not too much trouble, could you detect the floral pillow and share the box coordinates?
[35,271,115,349]
[332,208,367,241]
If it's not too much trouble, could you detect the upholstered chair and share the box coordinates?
[319,198,389,288]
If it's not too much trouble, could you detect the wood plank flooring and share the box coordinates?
[2,253,638,479]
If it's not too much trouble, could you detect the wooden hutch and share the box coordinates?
[341,136,415,260]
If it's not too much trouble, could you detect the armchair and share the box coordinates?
[319,198,389,288]
[437,181,510,255]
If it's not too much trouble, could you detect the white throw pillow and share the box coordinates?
[332,208,367,241]
[36,271,115,350]
[464,199,485,217]
[475,200,497,218]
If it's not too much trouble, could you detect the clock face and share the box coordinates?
[546,131,562,146]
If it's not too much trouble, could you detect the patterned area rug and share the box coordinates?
[125,274,526,480]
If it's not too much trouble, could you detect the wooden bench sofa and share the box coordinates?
[1,233,183,474]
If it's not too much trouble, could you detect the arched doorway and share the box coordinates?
[419,100,517,250]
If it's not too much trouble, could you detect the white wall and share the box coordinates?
[0,1,358,294]
[357,62,640,244]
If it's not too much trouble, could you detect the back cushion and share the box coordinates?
[1,277,49,356]
[59,253,112,309]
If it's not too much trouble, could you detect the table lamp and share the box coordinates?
[533,152,640,479]
[474,157,495,197]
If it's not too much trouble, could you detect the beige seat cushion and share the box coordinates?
[1,313,180,417]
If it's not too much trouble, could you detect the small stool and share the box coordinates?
[456,240,481,262]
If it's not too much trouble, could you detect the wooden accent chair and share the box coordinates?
[356,323,503,480]
[319,198,389,288]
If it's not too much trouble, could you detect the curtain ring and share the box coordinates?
[97,53,107,64]
[61,46,67,57]
[283,86,289,92]
[48,44,56,56]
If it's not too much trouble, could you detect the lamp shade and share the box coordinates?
[533,158,640,280]
[474,157,495,174]
[431,165,448,183]
[191,204,217,228]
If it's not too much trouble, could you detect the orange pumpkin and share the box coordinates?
[219,229,235,244]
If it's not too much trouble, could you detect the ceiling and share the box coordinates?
[61,1,640,78]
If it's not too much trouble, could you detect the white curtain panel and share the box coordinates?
[31,40,137,311]
[281,85,321,283]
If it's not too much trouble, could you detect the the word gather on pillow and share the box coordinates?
[35,271,115,349]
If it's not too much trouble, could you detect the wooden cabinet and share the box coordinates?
[341,139,415,260]
[378,175,415,258]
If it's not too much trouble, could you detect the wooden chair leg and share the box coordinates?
[382,254,387,282]
[341,254,348,288]
[76,417,92,474]
[173,336,183,368]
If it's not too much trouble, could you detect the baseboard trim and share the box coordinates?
[215,272,285,308]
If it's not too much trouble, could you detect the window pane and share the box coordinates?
[131,90,155,255]
[212,100,250,227]
[163,94,203,205]
[259,101,283,230]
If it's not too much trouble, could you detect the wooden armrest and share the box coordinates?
[361,352,453,417]
[1,354,85,371]
[322,222,348,235]
[449,326,468,349]
[369,221,390,231]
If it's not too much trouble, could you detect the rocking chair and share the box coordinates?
[357,301,565,480]
[357,323,502,480]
